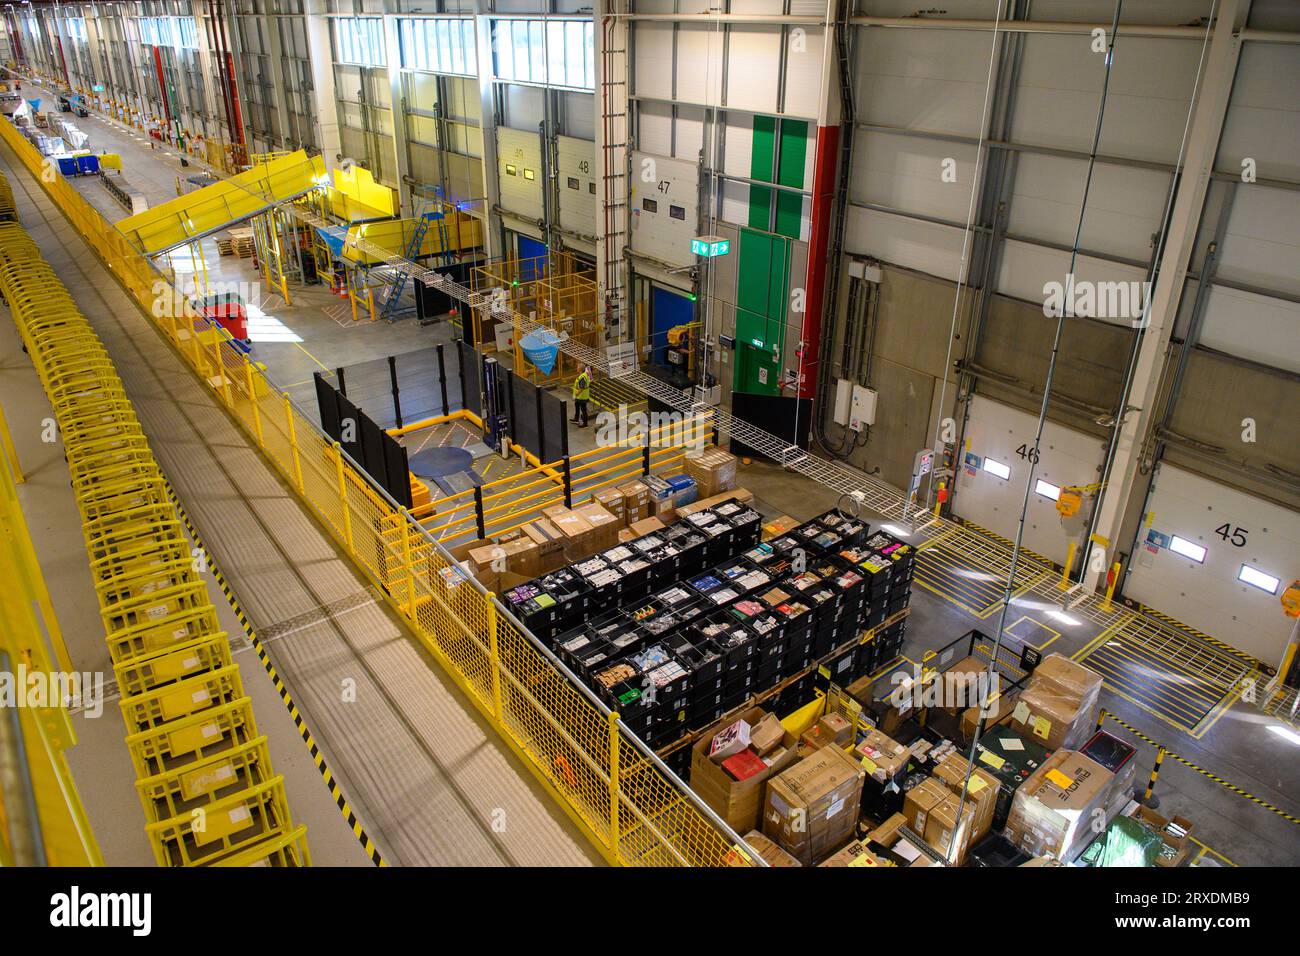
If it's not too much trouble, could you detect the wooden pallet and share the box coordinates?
[216,228,255,258]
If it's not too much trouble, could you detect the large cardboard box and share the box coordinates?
[617,479,651,523]
[468,538,540,580]
[594,487,627,525]
[691,707,798,835]
[925,791,977,866]
[940,655,991,716]
[931,754,999,843]
[763,745,866,865]
[903,777,948,837]
[1008,654,1104,751]
[865,812,937,867]
[543,506,596,560]
[960,694,1016,742]
[674,487,756,518]
[818,840,883,867]
[573,501,621,552]
[1004,749,1116,861]
[684,445,739,498]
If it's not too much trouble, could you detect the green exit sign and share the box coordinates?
[691,235,730,257]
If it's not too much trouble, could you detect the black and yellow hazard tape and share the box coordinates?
[1132,602,1273,674]
[1100,711,1300,827]
[162,481,388,866]
[950,517,1055,573]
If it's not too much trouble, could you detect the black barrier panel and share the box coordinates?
[540,390,567,463]
[384,436,413,508]
[360,413,390,492]
[414,261,473,323]
[439,343,461,414]
[391,347,446,424]
[335,354,401,429]
[336,393,364,464]
[728,392,811,458]
[314,372,341,441]
[458,339,482,417]
[510,371,541,459]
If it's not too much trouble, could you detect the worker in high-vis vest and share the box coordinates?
[571,366,591,428]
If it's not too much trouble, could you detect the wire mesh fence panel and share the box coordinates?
[392,346,454,425]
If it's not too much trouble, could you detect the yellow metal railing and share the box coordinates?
[0,355,101,866]
[0,202,307,866]
[0,114,747,867]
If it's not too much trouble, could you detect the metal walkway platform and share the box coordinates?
[1079,616,1249,737]
[0,144,600,867]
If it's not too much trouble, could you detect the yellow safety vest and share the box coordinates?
[573,372,591,401]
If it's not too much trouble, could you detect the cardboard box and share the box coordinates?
[1008,654,1103,751]
[866,812,908,847]
[683,445,738,498]
[931,753,999,843]
[819,713,853,748]
[925,791,977,865]
[594,487,627,525]
[940,655,991,716]
[691,707,798,834]
[522,518,566,559]
[1004,749,1116,861]
[749,713,785,756]
[818,840,883,867]
[1133,805,1195,868]
[731,831,801,868]
[626,516,666,538]
[468,538,540,580]
[856,727,910,785]
[903,777,948,837]
[617,479,651,523]
[960,693,1016,742]
[543,507,596,560]
[709,718,752,763]
[573,502,621,552]
[865,813,936,867]
[763,745,866,865]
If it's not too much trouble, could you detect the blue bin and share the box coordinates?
[77,155,100,175]
[57,156,79,176]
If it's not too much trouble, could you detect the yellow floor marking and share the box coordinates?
[1189,836,1236,867]
[1004,614,1061,650]
[1192,682,1244,741]
[293,341,331,373]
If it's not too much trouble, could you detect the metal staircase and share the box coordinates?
[378,199,441,322]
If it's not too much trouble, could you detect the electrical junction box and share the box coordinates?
[849,385,877,432]
[833,379,852,426]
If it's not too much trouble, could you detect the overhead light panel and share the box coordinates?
[982,458,1010,480]
[1238,565,1280,594]
[1168,535,1206,563]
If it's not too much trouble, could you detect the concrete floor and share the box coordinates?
[27,104,1298,866]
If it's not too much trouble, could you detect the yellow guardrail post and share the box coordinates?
[1144,747,1166,805]
[1101,561,1121,611]
[333,441,353,552]
[0,404,22,483]
[244,359,264,448]
[1059,540,1078,590]
[399,507,415,615]
[367,288,375,323]
[283,391,305,493]
[607,710,621,855]
[486,594,502,719]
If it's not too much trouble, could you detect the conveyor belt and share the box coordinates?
[0,142,600,867]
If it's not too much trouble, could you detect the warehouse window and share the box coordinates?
[335,17,386,68]
[523,168,536,181]
[492,18,594,90]
[1168,535,1206,563]
[567,177,579,190]
[505,164,516,176]
[670,205,686,220]
[1034,479,1060,501]
[176,17,199,50]
[1238,565,1279,594]
[65,17,87,44]
[982,458,1010,480]
[399,18,477,76]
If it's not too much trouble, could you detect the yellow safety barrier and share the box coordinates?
[0,117,745,866]
[0,201,308,866]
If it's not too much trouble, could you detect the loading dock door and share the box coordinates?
[517,234,547,282]
[953,396,1106,565]
[651,285,693,368]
